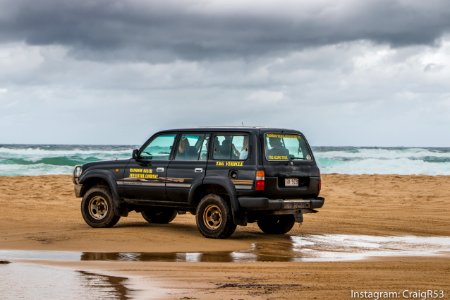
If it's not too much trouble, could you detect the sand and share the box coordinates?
[0,174,449,299]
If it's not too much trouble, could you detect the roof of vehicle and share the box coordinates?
[158,127,302,133]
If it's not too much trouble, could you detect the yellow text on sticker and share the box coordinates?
[266,133,299,139]
[129,173,158,179]
[269,155,289,160]
[129,168,153,174]
[215,161,244,167]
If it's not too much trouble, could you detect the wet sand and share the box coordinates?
[0,175,449,299]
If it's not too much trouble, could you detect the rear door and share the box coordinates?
[120,133,176,200]
[166,133,209,202]
[262,131,321,198]
[206,132,256,192]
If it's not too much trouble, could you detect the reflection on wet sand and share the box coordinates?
[2,234,449,264]
[78,235,296,263]
[80,251,239,263]
[79,234,450,263]
[79,250,288,263]
[0,263,134,300]
[78,271,132,300]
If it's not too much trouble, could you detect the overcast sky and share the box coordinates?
[1,0,450,146]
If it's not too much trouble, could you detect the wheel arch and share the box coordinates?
[78,170,126,216]
[188,176,245,225]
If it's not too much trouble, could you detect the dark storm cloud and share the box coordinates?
[1,0,450,61]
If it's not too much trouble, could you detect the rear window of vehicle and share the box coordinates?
[264,133,312,161]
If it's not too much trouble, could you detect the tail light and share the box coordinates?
[255,170,265,191]
[318,177,322,193]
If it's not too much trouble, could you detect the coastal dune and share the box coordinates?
[0,174,449,299]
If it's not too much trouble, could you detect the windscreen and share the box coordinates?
[264,133,312,161]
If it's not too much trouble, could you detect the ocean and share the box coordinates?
[0,144,450,176]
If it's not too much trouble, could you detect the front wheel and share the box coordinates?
[81,186,120,228]
[196,194,236,239]
[141,208,177,224]
[257,215,295,234]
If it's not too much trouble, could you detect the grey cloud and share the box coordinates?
[1,0,450,61]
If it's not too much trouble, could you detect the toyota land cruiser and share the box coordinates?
[73,127,324,238]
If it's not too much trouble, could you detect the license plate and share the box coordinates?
[285,178,299,187]
[283,201,310,209]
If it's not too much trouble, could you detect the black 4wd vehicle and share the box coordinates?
[73,127,324,238]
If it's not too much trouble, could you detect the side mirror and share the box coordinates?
[132,149,139,159]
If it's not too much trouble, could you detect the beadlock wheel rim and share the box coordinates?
[89,196,108,220]
[203,204,222,230]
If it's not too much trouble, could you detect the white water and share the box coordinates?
[1,145,450,175]
[315,147,450,175]
[290,234,450,261]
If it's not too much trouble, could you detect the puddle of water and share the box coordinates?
[1,235,449,263]
[0,263,134,300]
[77,235,450,262]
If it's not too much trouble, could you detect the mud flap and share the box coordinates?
[294,211,303,223]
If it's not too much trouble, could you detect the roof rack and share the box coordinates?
[200,125,265,128]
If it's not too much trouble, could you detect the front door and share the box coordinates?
[166,133,209,202]
[120,133,177,201]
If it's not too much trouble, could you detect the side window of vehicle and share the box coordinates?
[140,134,176,160]
[175,134,209,161]
[212,134,249,160]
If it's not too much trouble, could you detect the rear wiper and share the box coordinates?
[288,155,305,161]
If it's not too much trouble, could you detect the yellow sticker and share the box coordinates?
[266,133,299,139]
[129,168,153,174]
[268,155,289,160]
[129,168,157,179]
[129,173,159,179]
[215,161,244,167]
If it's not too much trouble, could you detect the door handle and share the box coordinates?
[194,168,203,173]
[156,167,165,173]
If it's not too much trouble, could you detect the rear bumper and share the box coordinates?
[238,196,325,211]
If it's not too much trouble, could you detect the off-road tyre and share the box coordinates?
[196,194,237,239]
[81,186,120,228]
[257,215,295,234]
[141,208,177,224]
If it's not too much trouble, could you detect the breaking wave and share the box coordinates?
[0,144,449,176]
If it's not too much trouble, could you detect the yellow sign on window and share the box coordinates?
[266,133,299,139]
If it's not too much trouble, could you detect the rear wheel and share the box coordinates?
[257,215,295,234]
[141,208,177,224]
[196,194,236,239]
[81,186,120,228]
